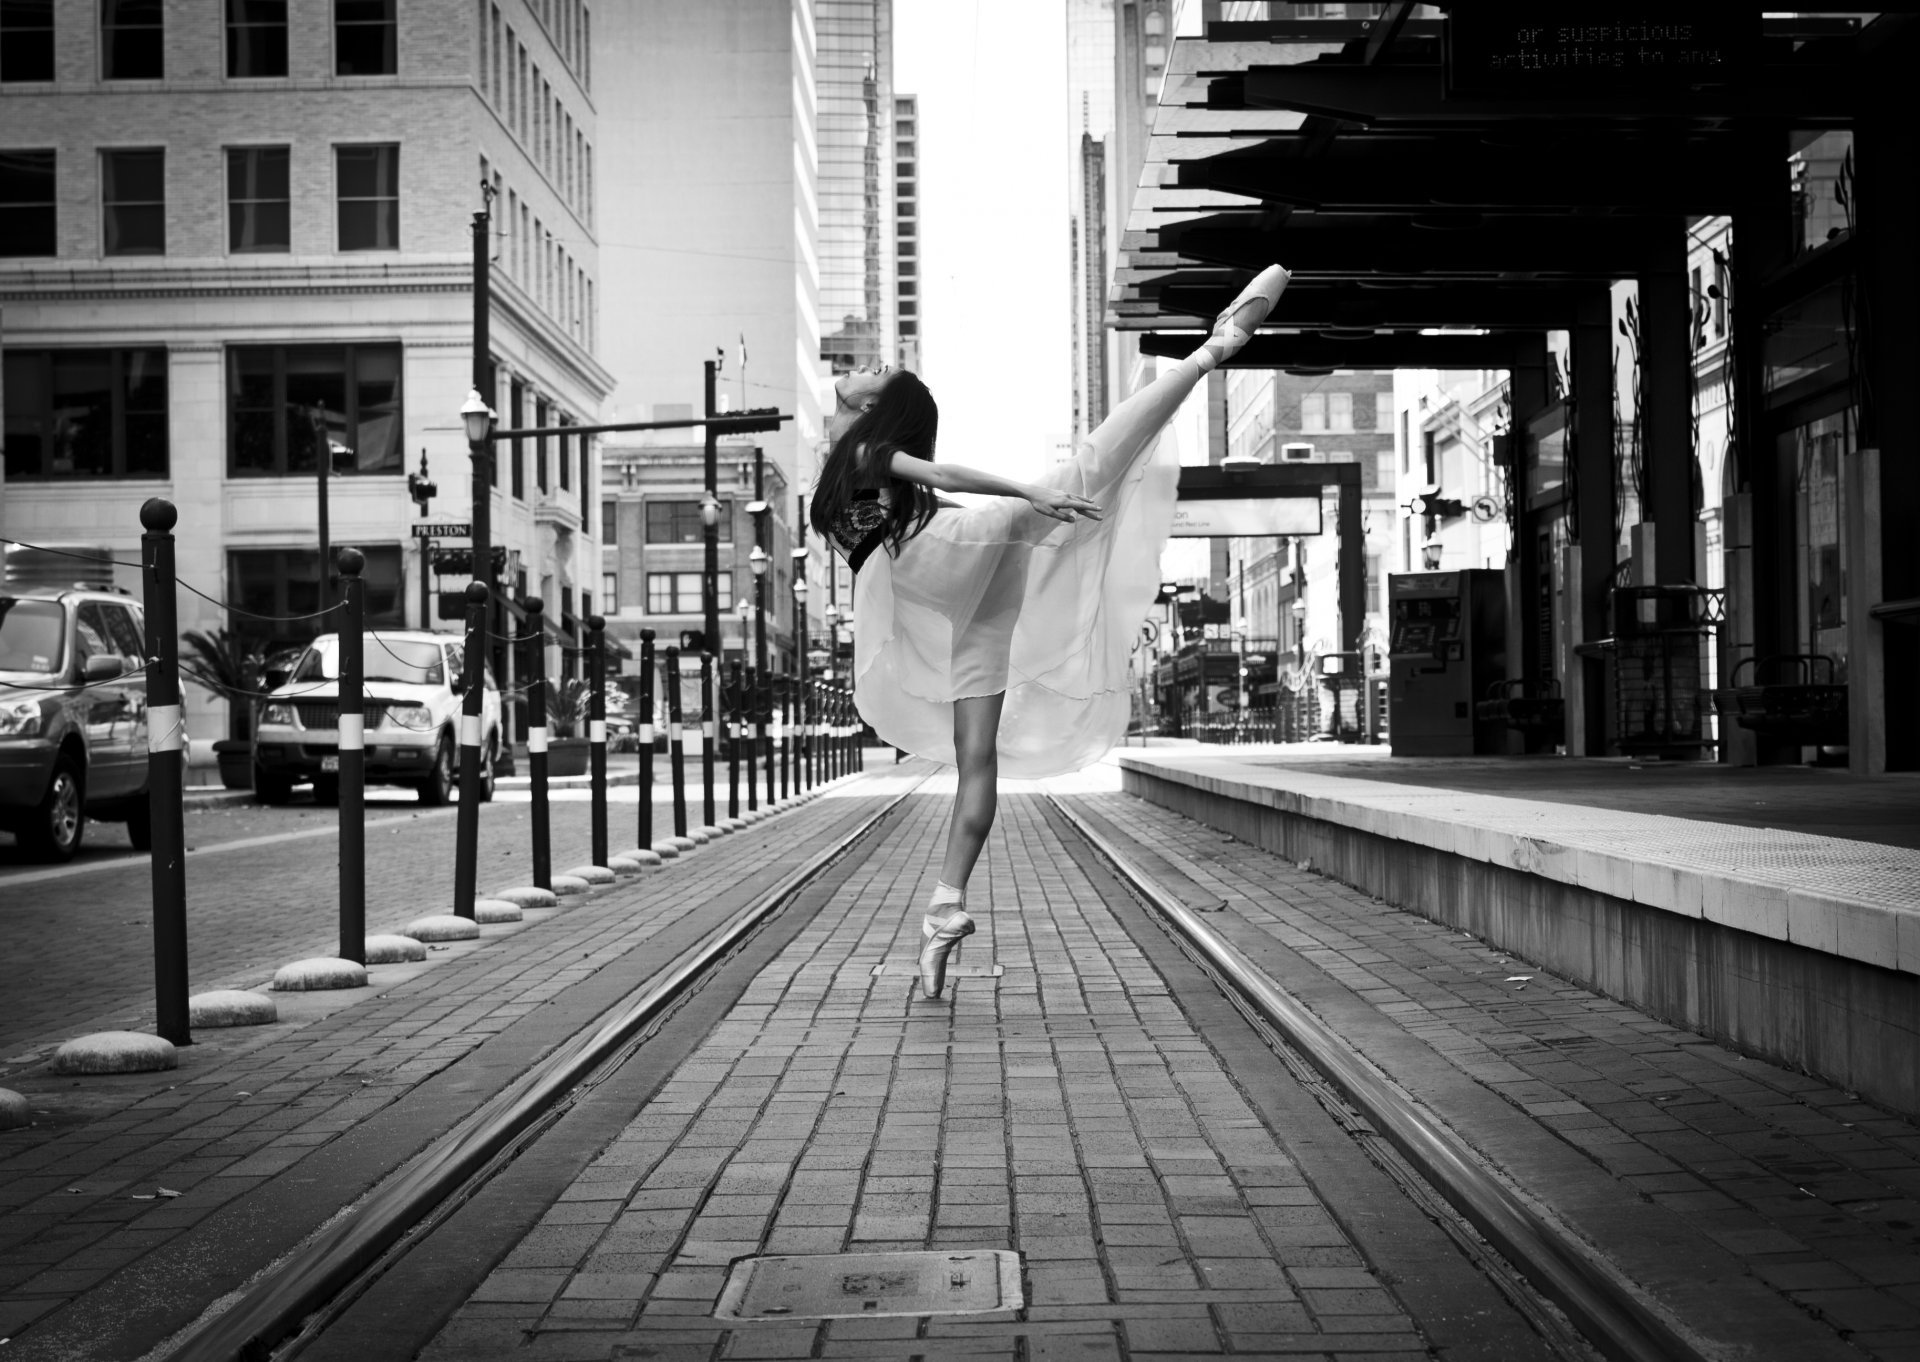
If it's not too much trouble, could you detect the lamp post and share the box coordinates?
[749,537,769,800]
[408,448,437,627]
[822,603,839,680]
[311,399,353,610]
[1233,616,1248,743]
[703,359,721,660]
[792,566,809,788]
[1421,538,1444,571]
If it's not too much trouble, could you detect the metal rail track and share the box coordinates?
[1049,794,1713,1362]
[158,778,922,1362]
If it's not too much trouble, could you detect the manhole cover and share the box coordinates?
[714,1250,1022,1320]
[870,963,1004,977]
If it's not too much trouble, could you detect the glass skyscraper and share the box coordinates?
[816,0,893,375]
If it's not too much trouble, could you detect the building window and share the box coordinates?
[335,0,395,76]
[226,0,286,77]
[1373,391,1393,433]
[227,146,290,252]
[534,397,548,491]
[558,414,571,491]
[228,344,402,476]
[2,348,168,479]
[601,498,616,543]
[601,571,617,612]
[101,148,164,256]
[1299,391,1354,434]
[229,547,402,650]
[646,572,729,614]
[336,144,398,250]
[508,378,525,498]
[1,0,55,82]
[100,0,161,80]
[646,501,729,544]
[0,150,56,256]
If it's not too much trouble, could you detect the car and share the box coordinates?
[0,586,160,861]
[251,629,503,806]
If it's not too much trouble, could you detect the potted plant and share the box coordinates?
[180,628,265,789]
[544,676,592,777]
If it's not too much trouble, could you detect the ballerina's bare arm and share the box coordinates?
[887,451,1103,523]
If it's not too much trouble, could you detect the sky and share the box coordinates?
[894,0,1073,479]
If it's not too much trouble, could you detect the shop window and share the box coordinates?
[335,0,396,75]
[2,348,168,479]
[646,501,729,544]
[337,144,398,250]
[227,146,289,252]
[100,0,161,79]
[645,572,729,614]
[227,344,402,476]
[1,0,55,82]
[226,0,286,77]
[102,148,164,256]
[0,149,55,256]
[228,546,402,651]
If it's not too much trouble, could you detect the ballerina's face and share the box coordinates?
[826,365,896,444]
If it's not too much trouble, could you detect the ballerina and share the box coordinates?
[812,264,1290,999]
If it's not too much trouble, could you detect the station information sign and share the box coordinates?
[1170,496,1321,540]
[1445,9,1757,97]
[410,522,470,540]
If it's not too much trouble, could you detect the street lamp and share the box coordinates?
[1290,596,1308,667]
[460,388,492,445]
[1233,616,1248,742]
[1421,538,1444,570]
[700,493,721,527]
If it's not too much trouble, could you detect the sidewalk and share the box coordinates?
[0,770,910,1359]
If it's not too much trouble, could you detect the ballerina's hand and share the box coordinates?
[1030,491,1104,524]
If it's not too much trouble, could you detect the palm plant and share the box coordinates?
[546,677,590,738]
[180,629,265,740]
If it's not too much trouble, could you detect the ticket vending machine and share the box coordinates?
[1387,569,1507,756]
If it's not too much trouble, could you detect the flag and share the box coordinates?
[738,333,748,371]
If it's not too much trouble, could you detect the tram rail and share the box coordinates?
[157,779,1708,1362]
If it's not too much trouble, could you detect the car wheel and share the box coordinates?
[22,754,85,863]
[255,766,294,806]
[419,734,454,805]
[126,796,153,851]
[311,775,340,807]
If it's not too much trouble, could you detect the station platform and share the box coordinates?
[8,758,1920,1360]
[1116,744,1920,1120]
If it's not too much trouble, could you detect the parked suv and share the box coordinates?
[0,587,159,861]
[252,630,502,805]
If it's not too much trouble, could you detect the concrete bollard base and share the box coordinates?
[0,1088,29,1129]
[50,1032,178,1075]
[667,836,698,852]
[474,897,525,924]
[723,818,747,832]
[619,848,664,868]
[560,864,616,885]
[188,990,277,1028]
[687,828,712,845]
[651,842,681,859]
[365,934,428,963]
[491,885,559,909]
[550,874,592,896]
[401,914,482,942]
[271,958,369,992]
[694,825,725,841]
[607,855,645,874]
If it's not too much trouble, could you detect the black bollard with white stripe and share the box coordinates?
[138,497,190,1046]
[523,597,551,890]
[726,660,741,821]
[699,651,716,830]
[636,629,655,854]
[779,670,791,800]
[452,580,489,918]
[587,614,608,868]
[336,547,366,964]
[665,646,688,840]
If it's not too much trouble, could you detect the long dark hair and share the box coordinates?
[809,370,940,559]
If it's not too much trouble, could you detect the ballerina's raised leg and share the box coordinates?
[915,264,1289,1000]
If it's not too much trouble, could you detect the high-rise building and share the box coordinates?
[1066,0,1115,448]
[1109,0,1173,405]
[592,0,821,669]
[893,94,920,373]
[815,0,893,376]
[0,0,610,761]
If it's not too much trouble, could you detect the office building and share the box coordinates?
[815,0,892,377]
[893,93,919,373]
[0,0,610,758]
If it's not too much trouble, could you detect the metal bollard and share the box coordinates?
[637,629,655,855]
[138,497,190,1046]
[700,651,716,829]
[779,670,790,800]
[726,660,742,821]
[337,548,366,965]
[587,615,608,867]
[452,579,489,918]
[743,665,758,812]
[761,667,775,809]
[855,684,864,772]
[665,646,688,839]
[524,598,551,890]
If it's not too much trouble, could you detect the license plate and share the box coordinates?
[320,755,340,772]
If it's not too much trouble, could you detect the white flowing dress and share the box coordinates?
[838,362,1191,778]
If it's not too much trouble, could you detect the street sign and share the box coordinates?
[411,522,470,540]
[1171,497,1322,539]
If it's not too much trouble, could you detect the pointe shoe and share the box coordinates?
[918,909,976,1000]
[1195,264,1291,374]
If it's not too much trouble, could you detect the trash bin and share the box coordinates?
[1611,586,1714,757]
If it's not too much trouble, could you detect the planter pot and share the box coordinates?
[212,739,254,790]
[545,736,590,778]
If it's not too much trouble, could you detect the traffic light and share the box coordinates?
[1409,491,1466,520]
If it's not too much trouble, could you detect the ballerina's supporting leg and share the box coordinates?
[938,692,1005,895]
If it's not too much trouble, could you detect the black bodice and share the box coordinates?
[827,490,892,573]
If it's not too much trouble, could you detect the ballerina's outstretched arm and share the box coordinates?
[888,452,1104,525]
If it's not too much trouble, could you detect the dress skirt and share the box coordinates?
[850,394,1184,779]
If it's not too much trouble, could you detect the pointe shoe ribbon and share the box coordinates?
[1197,264,1291,374]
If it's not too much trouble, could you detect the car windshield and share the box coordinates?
[291,636,446,686]
[0,599,65,674]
